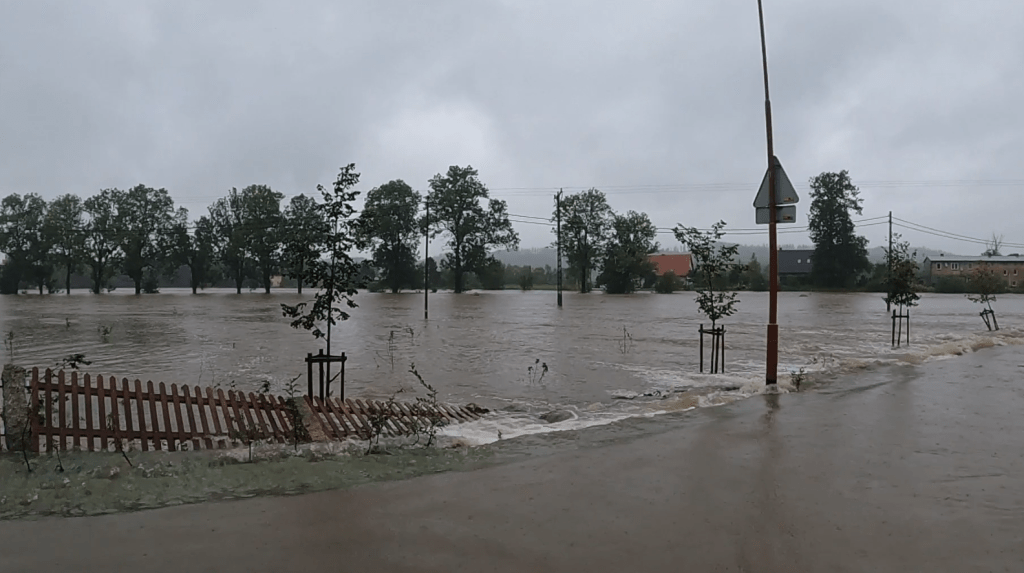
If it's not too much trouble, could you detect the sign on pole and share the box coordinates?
[754,157,799,224]
[753,157,799,208]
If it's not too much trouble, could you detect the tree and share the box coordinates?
[553,189,613,293]
[966,264,1003,331]
[981,233,1003,257]
[883,234,920,312]
[281,194,327,294]
[237,185,284,294]
[46,194,86,295]
[281,164,363,368]
[674,221,743,329]
[169,210,218,294]
[741,254,768,291]
[82,190,123,294]
[424,165,519,293]
[807,171,870,288]
[208,189,251,294]
[0,193,52,294]
[115,184,176,294]
[597,211,658,294]
[355,180,421,293]
[654,271,682,293]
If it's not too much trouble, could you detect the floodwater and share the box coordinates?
[2,288,1022,444]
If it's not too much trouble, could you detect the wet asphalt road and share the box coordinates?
[2,346,1023,572]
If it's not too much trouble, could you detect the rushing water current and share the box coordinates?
[2,289,1023,444]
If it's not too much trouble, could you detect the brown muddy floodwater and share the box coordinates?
[2,289,1023,443]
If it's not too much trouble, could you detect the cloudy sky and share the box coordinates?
[2,0,1022,255]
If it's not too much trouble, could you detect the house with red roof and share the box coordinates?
[648,253,692,277]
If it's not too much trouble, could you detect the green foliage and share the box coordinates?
[807,171,871,288]
[883,234,920,311]
[934,275,969,293]
[554,189,613,293]
[966,265,1003,328]
[518,266,535,290]
[408,363,447,447]
[741,254,768,291]
[208,189,252,294]
[654,271,682,293]
[674,221,743,329]
[46,194,86,295]
[169,211,218,294]
[240,184,285,293]
[424,165,519,293]
[281,194,328,294]
[116,184,176,295]
[0,192,53,294]
[477,258,505,290]
[82,189,123,294]
[355,180,421,293]
[597,211,658,294]
[280,164,362,341]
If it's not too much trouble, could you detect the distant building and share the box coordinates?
[924,254,1024,289]
[648,253,691,277]
[778,249,814,276]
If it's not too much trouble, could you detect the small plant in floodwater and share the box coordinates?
[4,330,15,363]
[375,330,397,371]
[409,363,447,447]
[57,353,91,370]
[230,416,265,463]
[526,358,548,385]
[97,324,113,341]
[281,373,309,452]
[789,367,806,391]
[365,390,401,455]
[258,380,272,395]
[106,412,133,467]
[618,326,634,354]
[65,317,72,330]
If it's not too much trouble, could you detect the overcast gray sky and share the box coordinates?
[2,0,1022,255]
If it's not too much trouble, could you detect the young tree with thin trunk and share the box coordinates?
[281,164,363,363]
[674,221,743,331]
[966,264,1002,331]
[424,166,519,293]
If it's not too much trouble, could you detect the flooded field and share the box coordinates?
[2,289,1022,444]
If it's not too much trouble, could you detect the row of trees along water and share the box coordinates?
[0,165,523,295]
[1,165,997,300]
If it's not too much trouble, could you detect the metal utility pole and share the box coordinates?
[556,189,563,307]
[758,0,778,385]
[424,201,429,320]
[887,210,893,312]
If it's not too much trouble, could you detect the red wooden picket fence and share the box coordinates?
[24,368,486,453]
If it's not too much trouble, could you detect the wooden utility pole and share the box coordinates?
[887,210,893,312]
[424,201,429,320]
[556,189,563,307]
[758,0,778,385]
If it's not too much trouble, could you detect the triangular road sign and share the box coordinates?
[753,157,799,208]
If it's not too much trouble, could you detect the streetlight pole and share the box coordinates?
[758,0,778,385]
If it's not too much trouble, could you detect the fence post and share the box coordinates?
[306,352,313,399]
[2,365,29,452]
[699,324,704,373]
[340,352,347,401]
